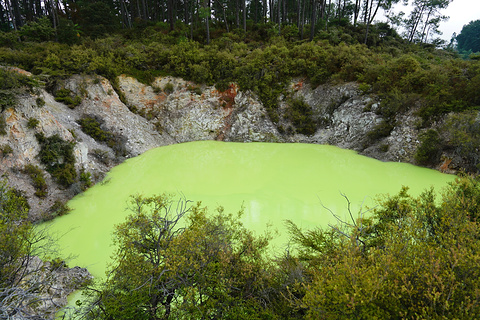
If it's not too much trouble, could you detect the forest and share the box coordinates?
[0,0,461,45]
[1,0,480,319]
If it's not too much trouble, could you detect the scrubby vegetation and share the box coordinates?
[54,88,82,109]
[75,176,480,319]
[0,144,12,156]
[23,164,48,198]
[26,117,39,129]
[77,116,126,157]
[35,132,77,188]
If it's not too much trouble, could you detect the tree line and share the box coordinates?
[0,0,453,44]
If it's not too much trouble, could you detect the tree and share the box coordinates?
[81,194,275,319]
[404,0,453,43]
[456,19,480,53]
[286,176,480,319]
[362,0,401,44]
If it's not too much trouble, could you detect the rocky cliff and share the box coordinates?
[0,73,431,221]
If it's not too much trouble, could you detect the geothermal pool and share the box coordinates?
[45,141,455,280]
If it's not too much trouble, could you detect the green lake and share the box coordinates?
[46,141,456,280]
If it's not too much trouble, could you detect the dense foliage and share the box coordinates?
[80,195,275,319]
[77,176,480,319]
[36,132,77,188]
[0,0,452,45]
[456,19,480,54]
[286,176,480,319]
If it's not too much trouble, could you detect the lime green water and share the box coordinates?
[46,141,455,280]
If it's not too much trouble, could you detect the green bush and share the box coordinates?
[414,129,441,165]
[443,111,480,172]
[0,90,16,112]
[51,163,77,188]
[36,133,77,188]
[35,97,45,107]
[79,168,93,191]
[0,144,13,156]
[289,176,480,319]
[54,88,82,108]
[45,199,71,221]
[77,116,126,157]
[163,82,174,94]
[77,116,113,143]
[0,114,7,135]
[0,67,38,90]
[19,17,55,42]
[27,117,39,129]
[366,120,395,142]
[23,164,47,198]
[285,97,317,136]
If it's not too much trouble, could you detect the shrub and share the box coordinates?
[27,117,39,129]
[414,129,441,165]
[54,88,82,108]
[285,97,317,136]
[78,116,126,157]
[77,116,113,143]
[163,82,174,94]
[366,120,395,141]
[442,111,480,172]
[36,133,77,188]
[0,114,7,135]
[0,144,13,156]
[23,164,47,198]
[51,163,77,188]
[19,17,55,42]
[290,176,480,319]
[79,168,93,191]
[44,199,71,221]
[0,90,16,112]
[187,85,202,95]
[35,97,45,107]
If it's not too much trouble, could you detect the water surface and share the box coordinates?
[46,141,455,279]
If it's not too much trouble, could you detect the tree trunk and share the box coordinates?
[222,3,229,32]
[269,0,274,21]
[262,0,267,22]
[420,8,433,43]
[309,0,316,41]
[168,0,174,30]
[9,0,23,28]
[278,0,281,35]
[300,0,306,38]
[353,0,360,25]
[363,0,369,24]
[242,0,246,32]
[325,0,332,30]
[204,0,210,44]
[236,0,240,28]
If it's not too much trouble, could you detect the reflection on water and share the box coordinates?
[45,141,455,279]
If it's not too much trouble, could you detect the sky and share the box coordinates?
[388,0,480,41]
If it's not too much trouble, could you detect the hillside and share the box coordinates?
[1,26,480,217]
